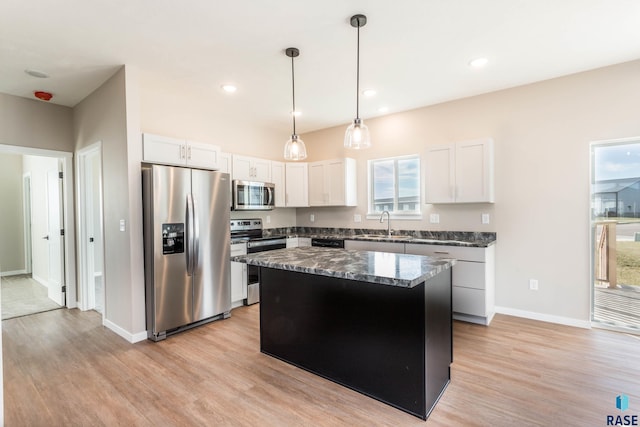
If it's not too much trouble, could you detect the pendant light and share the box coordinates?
[283,47,308,161]
[344,14,371,150]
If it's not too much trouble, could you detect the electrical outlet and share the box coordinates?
[482,213,490,224]
[310,214,315,222]
[266,215,271,224]
[429,213,440,224]
[354,214,362,223]
[529,279,539,291]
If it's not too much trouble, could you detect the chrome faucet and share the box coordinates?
[379,210,391,236]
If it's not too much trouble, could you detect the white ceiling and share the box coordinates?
[2,0,640,135]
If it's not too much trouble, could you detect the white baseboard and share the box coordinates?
[0,269,27,277]
[32,274,48,287]
[103,318,148,343]
[495,306,591,329]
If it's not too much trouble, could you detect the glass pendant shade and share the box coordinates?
[344,118,371,149]
[284,134,307,161]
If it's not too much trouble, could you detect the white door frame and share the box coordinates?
[76,142,105,316]
[0,144,76,308]
[22,173,32,275]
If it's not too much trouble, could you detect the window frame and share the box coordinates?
[366,154,422,220]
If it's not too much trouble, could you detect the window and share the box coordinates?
[368,155,421,217]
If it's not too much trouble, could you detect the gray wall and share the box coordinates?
[0,93,73,152]
[0,153,24,274]
[73,66,146,338]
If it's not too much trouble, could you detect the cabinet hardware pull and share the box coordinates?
[434,251,450,255]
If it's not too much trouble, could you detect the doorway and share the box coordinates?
[591,137,640,332]
[0,144,76,320]
[76,142,105,315]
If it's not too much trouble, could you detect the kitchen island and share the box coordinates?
[231,247,455,420]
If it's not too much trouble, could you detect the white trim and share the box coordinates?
[22,173,32,275]
[32,274,48,288]
[75,142,105,319]
[0,269,27,277]
[495,306,591,329]
[103,318,147,343]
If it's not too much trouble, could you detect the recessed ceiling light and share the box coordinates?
[25,69,50,78]
[221,84,237,93]
[378,106,389,113]
[291,110,302,117]
[363,89,377,97]
[468,57,489,69]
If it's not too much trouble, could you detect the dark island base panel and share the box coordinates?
[259,268,452,420]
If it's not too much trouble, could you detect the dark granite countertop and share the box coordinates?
[231,247,455,288]
[264,227,496,248]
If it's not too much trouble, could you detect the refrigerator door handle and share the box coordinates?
[192,196,200,273]
[186,193,195,276]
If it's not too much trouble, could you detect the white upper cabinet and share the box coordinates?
[142,133,221,170]
[285,162,309,207]
[308,158,357,207]
[217,152,232,175]
[271,161,286,207]
[425,138,494,203]
[232,155,272,182]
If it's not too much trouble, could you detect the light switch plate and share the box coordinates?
[354,214,362,223]
[119,219,126,232]
[266,215,271,224]
[310,214,315,222]
[429,213,439,224]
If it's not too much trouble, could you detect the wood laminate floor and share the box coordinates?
[3,306,640,426]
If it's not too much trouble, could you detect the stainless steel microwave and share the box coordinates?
[232,180,275,211]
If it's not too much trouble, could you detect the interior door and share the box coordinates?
[46,168,65,306]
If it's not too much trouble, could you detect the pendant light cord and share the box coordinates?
[291,54,297,135]
[355,23,360,120]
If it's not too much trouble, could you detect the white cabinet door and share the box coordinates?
[271,161,286,207]
[232,155,253,181]
[253,158,272,182]
[425,138,494,203]
[456,138,494,203]
[308,162,326,205]
[452,287,487,317]
[297,237,312,247]
[308,158,357,207]
[425,145,455,203]
[142,134,221,170]
[286,237,299,248]
[232,155,271,182]
[230,243,247,305]
[285,163,309,207]
[186,140,221,170]
[218,152,232,174]
[344,240,405,254]
[143,133,185,166]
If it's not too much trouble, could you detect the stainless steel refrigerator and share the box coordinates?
[142,163,231,341]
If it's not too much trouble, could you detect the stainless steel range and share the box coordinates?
[230,219,286,305]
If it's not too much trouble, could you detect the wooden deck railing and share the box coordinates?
[595,221,617,289]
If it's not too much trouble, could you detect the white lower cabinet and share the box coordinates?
[297,237,311,247]
[404,243,495,325]
[344,240,405,254]
[230,243,247,308]
[286,237,298,248]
